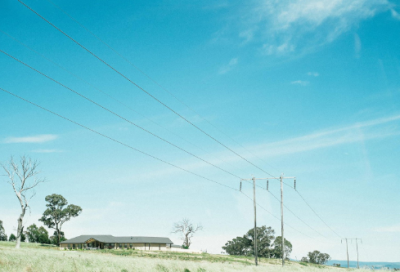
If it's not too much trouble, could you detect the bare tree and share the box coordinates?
[172,218,203,248]
[1,156,44,249]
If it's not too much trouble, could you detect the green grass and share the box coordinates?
[0,241,364,272]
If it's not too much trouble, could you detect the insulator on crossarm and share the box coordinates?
[240,181,242,191]
[294,179,296,190]
[267,180,269,191]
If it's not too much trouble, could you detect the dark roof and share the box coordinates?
[61,235,173,244]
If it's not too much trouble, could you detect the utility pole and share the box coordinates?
[241,174,295,267]
[345,238,349,268]
[342,238,362,268]
[253,177,258,266]
[280,174,284,267]
[356,238,359,269]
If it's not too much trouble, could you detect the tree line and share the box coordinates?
[0,220,64,245]
[222,226,292,258]
[222,225,331,265]
[1,156,82,248]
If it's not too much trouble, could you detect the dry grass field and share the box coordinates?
[0,241,368,272]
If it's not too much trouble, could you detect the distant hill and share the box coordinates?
[326,260,400,269]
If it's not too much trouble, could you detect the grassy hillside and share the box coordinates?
[0,241,364,272]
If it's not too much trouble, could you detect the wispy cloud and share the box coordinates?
[262,42,295,55]
[134,114,400,180]
[307,72,319,77]
[246,114,400,159]
[31,149,63,153]
[391,8,400,20]
[291,80,309,86]
[4,134,58,143]
[218,58,238,74]
[238,0,390,55]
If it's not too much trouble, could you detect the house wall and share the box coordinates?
[150,244,166,250]
[60,242,170,250]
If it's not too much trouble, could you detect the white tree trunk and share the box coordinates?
[1,156,44,250]
[15,211,24,249]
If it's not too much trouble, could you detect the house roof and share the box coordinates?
[60,235,174,244]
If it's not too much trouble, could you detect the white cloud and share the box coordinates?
[218,58,238,74]
[4,134,58,143]
[262,42,295,55]
[307,72,319,77]
[239,29,255,44]
[133,114,400,181]
[391,8,400,20]
[291,80,309,86]
[239,0,390,55]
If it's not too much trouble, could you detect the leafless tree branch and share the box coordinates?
[1,156,44,249]
[172,218,203,248]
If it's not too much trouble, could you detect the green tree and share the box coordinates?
[0,220,7,241]
[301,257,309,262]
[50,231,66,245]
[37,226,50,244]
[222,226,277,258]
[222,236,251,256]
[244,226,275,258]
[26,224,50,244]
[9,233,16,241]
[26,224,39,243]
[307,250,331,264]
[39,194,82,246]
[272,236,293,259]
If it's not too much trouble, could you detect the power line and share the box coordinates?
[267,190,330,240]
[0,49,245,181]
[242,178,334,242]
[240,191,314,239]
[282,181,342,239]
[44,0,282,175]
[0,86,238,192]
[1,87,315,242]
[0,28,242,176]
[18,0,275,178]
[9,1,343,247]
[295,190,342,239]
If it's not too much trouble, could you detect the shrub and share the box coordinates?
[307,250,331,265]
[300,257,309,262]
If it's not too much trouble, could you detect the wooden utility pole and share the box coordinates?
[342,238,362,269]
[356,238,359,269]
[345,238,349,268]
[240,174,295,267]
[253,177,258,266]
[280,174,285,266]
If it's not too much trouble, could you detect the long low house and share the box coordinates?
[60,235,175,250]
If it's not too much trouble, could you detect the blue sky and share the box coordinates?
[1,0,400,262]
